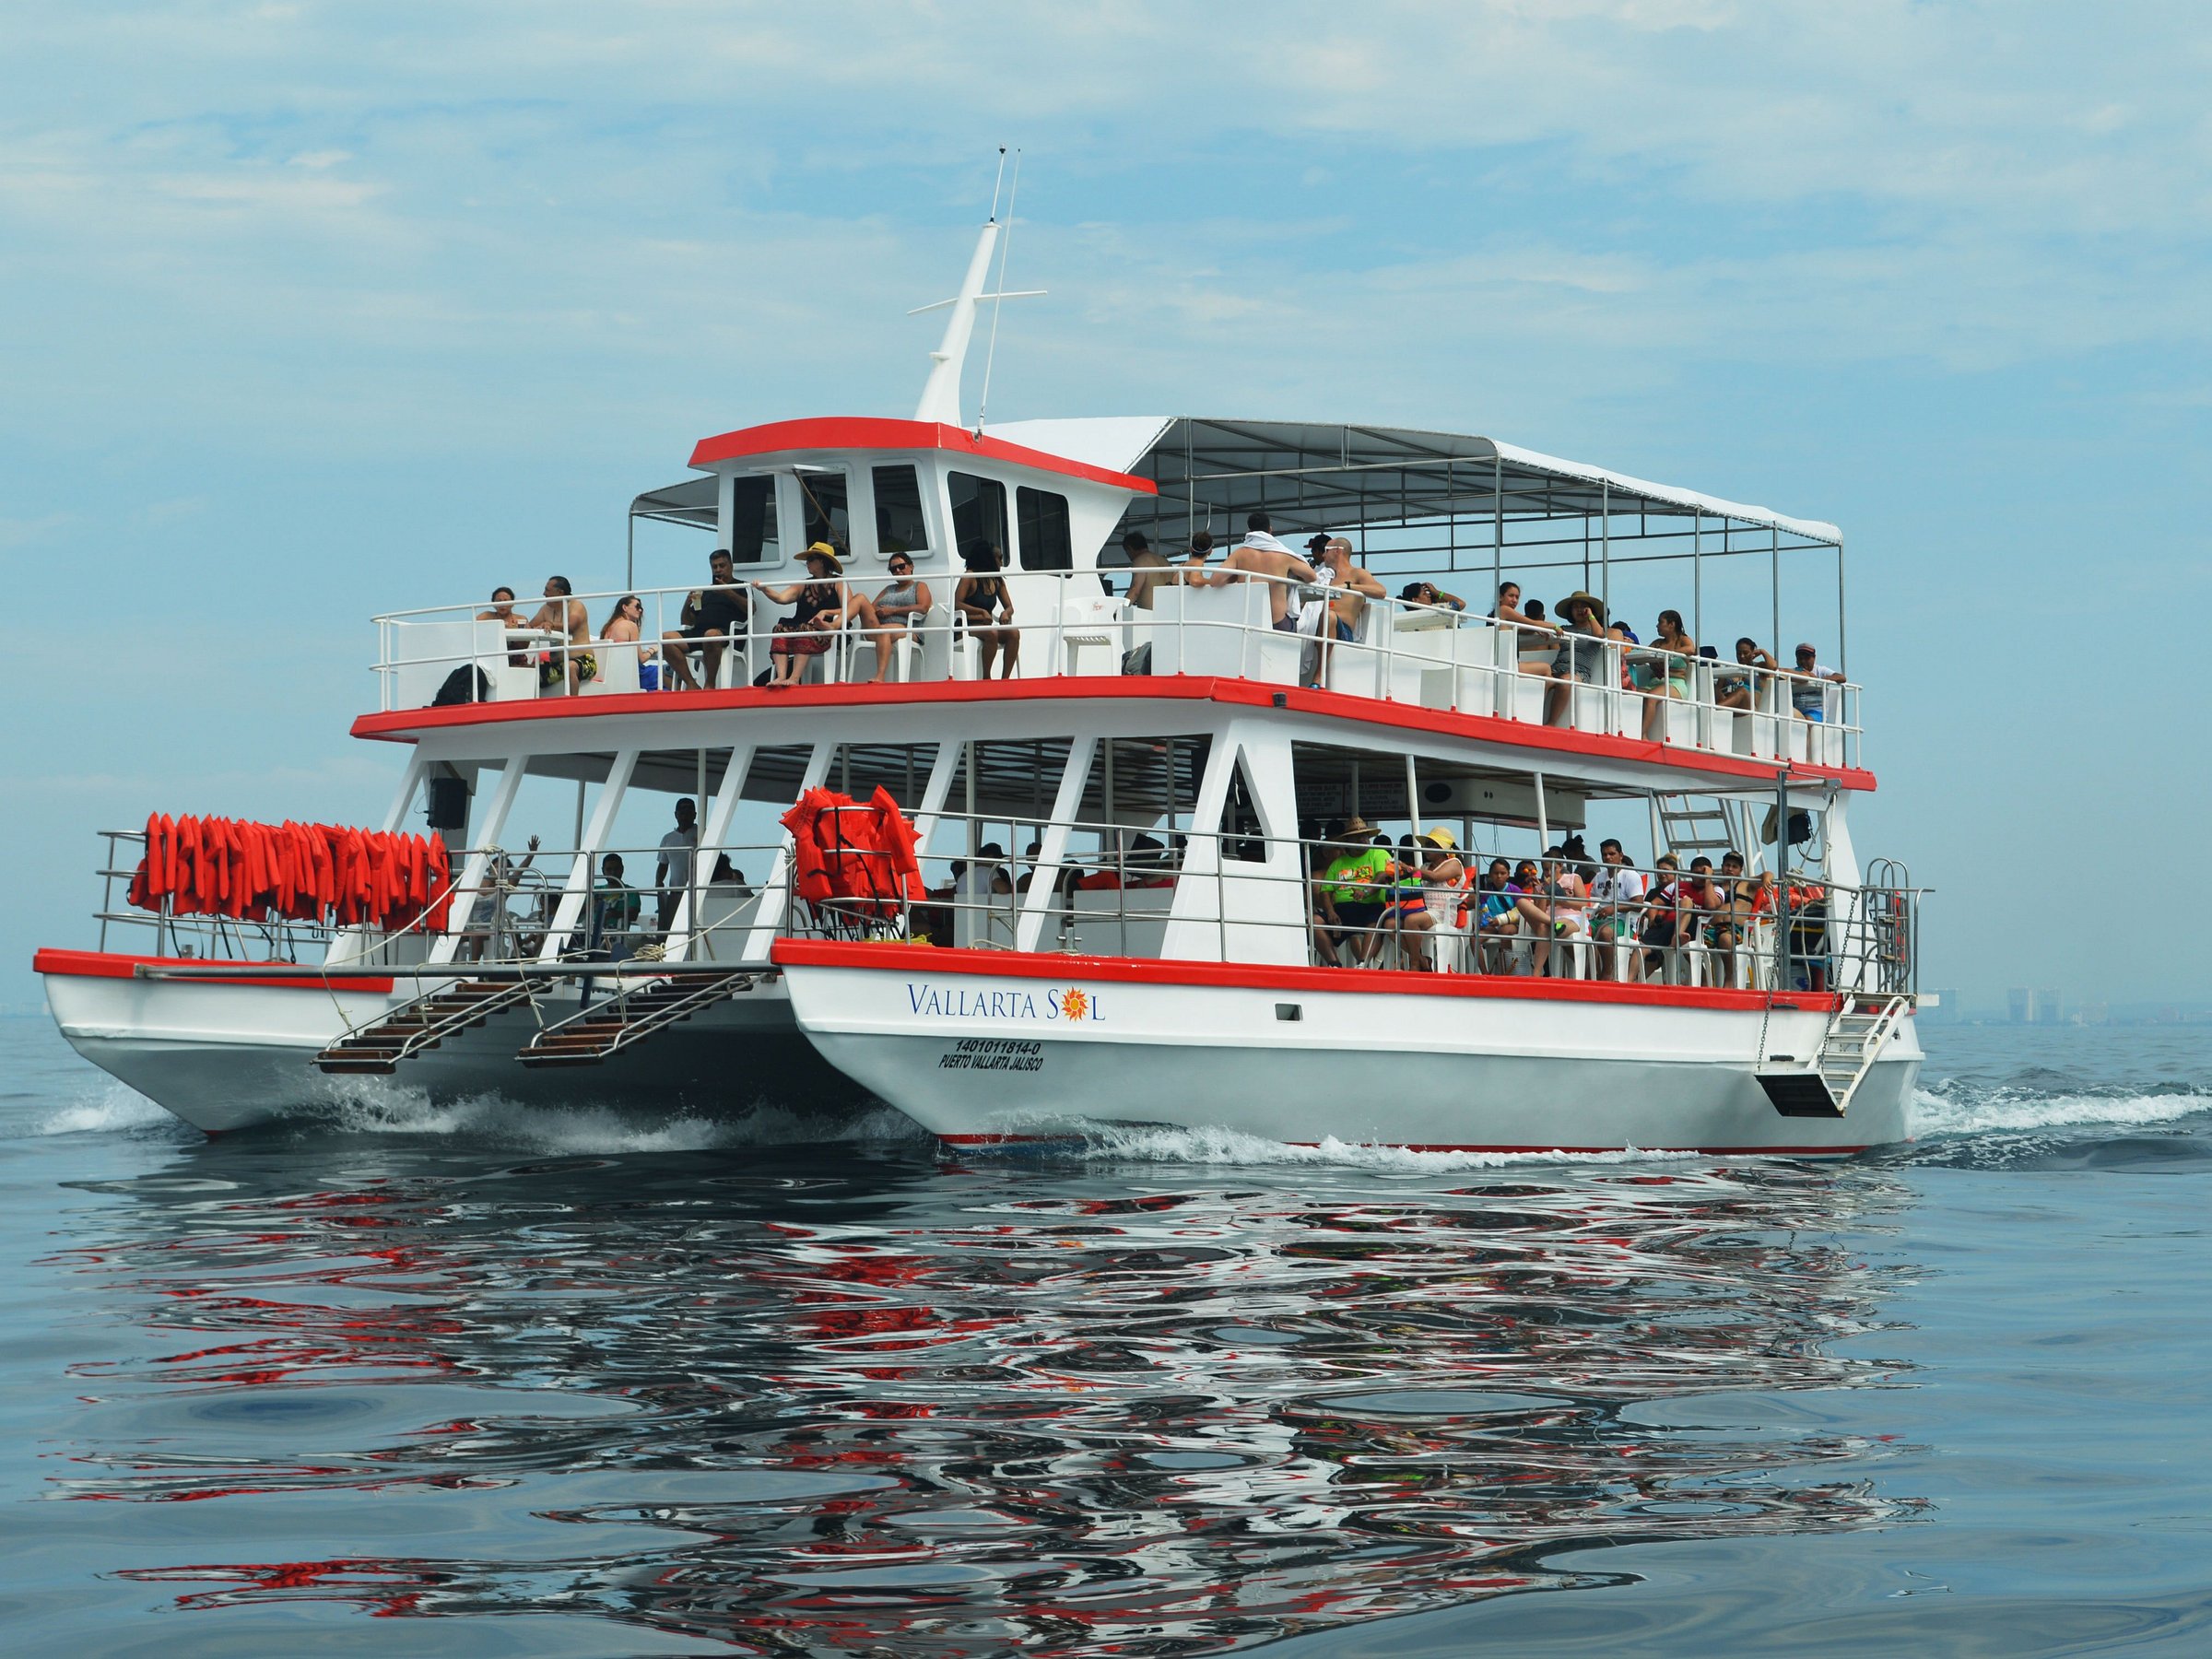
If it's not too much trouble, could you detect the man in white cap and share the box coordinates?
[1200,511,1318,629]
[1789,642,1847,720]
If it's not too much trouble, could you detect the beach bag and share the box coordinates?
[432,665,490,705]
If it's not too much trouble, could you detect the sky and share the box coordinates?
[4,1,2207,1014]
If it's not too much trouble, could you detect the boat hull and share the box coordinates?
[776,943,1920,1155]
[39,954,863,1135]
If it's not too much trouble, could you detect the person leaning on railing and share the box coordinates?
[1491,582,1560,678]
[1788,643,1848,722]
[477,587,531,667]
[1543,592,1611,724]
[1714,638,1777,710]
[1195,513,1315,630]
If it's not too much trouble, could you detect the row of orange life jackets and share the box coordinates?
[127,814,454,933]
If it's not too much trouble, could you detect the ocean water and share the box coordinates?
[1,1014,2207,1657]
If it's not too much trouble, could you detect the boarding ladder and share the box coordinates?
[1653,794,1746,863]
[515,971,755,1068]
[1757,993,1911,1118]
[315,979,538,1075]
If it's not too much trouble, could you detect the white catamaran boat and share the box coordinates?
[35,212,1925,1150]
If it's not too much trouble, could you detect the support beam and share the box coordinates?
[538,747,640,959]
[1014,735,1097,953]
[662,742,756,960]
[430,757,529,965]
[742,741,833,960]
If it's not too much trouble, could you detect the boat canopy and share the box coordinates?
[987,417,1841,548]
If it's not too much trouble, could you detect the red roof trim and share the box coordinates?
[688,417,1160,496]
[935,1132,1871,1156]
[32,947,394,993]
[771,937,1846,1015]
[351,676,1876,792]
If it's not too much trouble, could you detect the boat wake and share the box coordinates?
[33,1081,181,1139]
[1062,1120,1697,1171]
[1911,1079,2209,1139]
[307,1082,925,1156]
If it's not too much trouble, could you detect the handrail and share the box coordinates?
[364,571,1865,770]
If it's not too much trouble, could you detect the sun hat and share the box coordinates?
[804,542,842,574]
[1556,590,1607,626]
[1335,816,1375,839]
[1421,826,1456,851]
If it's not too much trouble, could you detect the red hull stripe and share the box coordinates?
[688,417,1160,495]
[351,676,1876,793]
[31,947,393,994]
[771,937,1847,1015]
[934,1132,1871,1157]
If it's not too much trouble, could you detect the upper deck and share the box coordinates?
[366,414,1867,790]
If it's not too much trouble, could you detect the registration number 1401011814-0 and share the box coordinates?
[938,1037,1044,1072]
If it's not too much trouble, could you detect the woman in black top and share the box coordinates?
[954,537,1020,680]
[756,544,849,689]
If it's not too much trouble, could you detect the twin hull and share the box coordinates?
[42,958,1918,1154]
[778,954,1919,1154]
[41,968,851,1135]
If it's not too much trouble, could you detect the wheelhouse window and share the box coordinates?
[947,470,1008,560]
[873,465,929,558]
[795,468,850,558]
[1016,485,1073,571]
[726,476,780,565]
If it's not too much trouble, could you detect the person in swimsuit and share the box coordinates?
[1198,512,1317,629]
[755,544,849,689]
[1491,582,1559,677]
[1640,608,1697,738]
[1716,637,1777,710]
[477,586,531,667]
[527,575,595,695]
[954,537,1020,679]
[599,594,644,682]
[1178,530,1216,586]
[850,554,933,683]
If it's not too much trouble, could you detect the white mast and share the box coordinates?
[909,149,1042,429]
[912,220,999,427]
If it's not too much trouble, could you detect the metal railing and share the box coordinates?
[369,571,1864,769]
[85,814,1920,998]
[788,804,1923,998]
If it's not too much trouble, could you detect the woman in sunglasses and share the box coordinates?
[852,553,935,684]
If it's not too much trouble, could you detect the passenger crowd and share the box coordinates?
[464,514,1847,722]
[1307,821,1830,989]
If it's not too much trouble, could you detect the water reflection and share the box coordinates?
[47,1141,1924,1653]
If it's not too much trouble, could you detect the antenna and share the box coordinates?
[974,147,1020,436]
[909,150,1045,428]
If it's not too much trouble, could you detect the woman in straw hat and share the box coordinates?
[1545,590,1610,725]
[756,542,849,689]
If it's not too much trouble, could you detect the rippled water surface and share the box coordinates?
[3,1016,2208,1656]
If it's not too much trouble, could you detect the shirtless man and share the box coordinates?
[1317,537,1385,634]
[528,575,593,695]
[1198,512,1316,629]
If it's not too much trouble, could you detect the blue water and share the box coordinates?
[2,1014,2207,1656]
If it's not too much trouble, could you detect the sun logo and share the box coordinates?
[1059,988,1088,1021]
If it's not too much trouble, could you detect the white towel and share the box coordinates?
[1238,530,1293,556]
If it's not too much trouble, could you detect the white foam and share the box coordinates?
[35,1081,174,1137]
[313,1082,921,1155]
[1909,1085,2210,1140]
[1069,1121,1697,1172]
